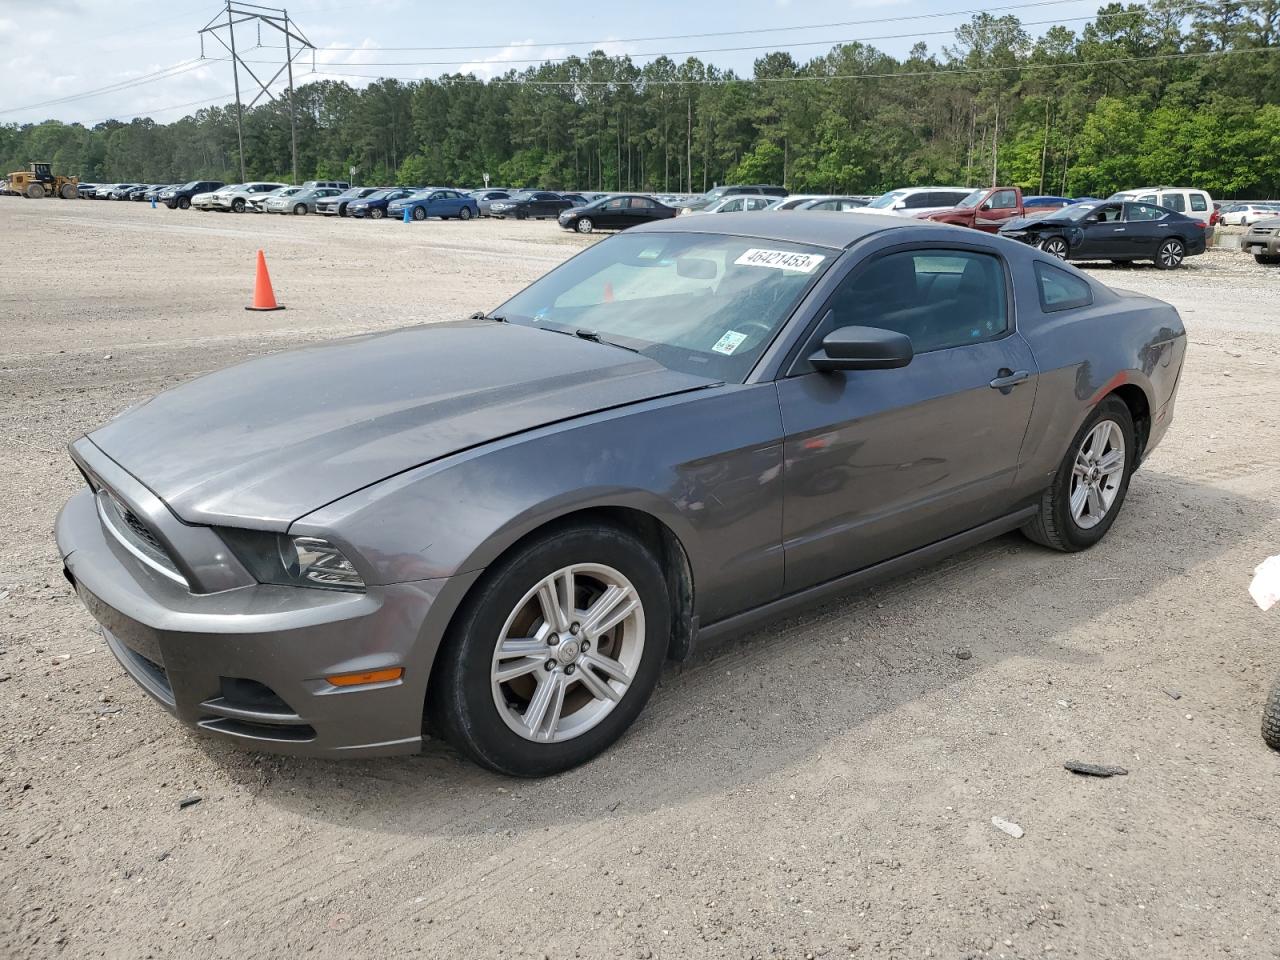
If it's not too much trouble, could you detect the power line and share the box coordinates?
[0,58,226,117]
[269,10,1146,70]
[85,92,237,126]
[259,0,1105,52]
[304,44,1280,87]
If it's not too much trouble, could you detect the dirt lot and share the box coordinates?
[2,199,1278,960]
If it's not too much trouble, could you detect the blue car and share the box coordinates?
[1024,196,1077,210]
[348,188,416,220]
[387,187,481,221]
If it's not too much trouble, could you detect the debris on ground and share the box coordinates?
[1164,688,1182,700]
[1064,760,1129,778]
[178,793,202,810]
[991,817,1024,839]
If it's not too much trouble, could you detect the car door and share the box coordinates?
[776,244,1038,591]
[595,197,628,228]
[1073,202,1126,257]
[1121,202,1170,256]
[974,188,1020,232]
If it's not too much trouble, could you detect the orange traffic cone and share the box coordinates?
[245,249,284,311]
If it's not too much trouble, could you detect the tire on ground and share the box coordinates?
[1022,395,1136,552]
[428,522,671,777]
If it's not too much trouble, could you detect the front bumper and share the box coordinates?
[54,445,480,758]
[1240,231,1280,256]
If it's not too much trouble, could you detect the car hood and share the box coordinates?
[87,319,715,529]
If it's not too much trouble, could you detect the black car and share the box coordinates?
[999,200,1207,269]
[163,180,224,210]
[347,187,416,219]
[489,191,575,220]
[316,186,380,217]
[558,194,677,233]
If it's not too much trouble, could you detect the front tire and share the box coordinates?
[179,196,191,209]
[1040,236,1068,260]
[370,207,385,220]
[294,203,307,215]
[231,198,246,213]
[412,206,427,221]
[428,524,670,777]
[1022,396,1135,552]
[1156,238,1186,269]
[1255,254,1280,266]
[576,217,594,234]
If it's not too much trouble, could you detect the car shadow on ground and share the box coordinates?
[199,469,1268,834]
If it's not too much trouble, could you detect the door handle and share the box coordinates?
[1113,227,1126,232]
[990,370,1030,390]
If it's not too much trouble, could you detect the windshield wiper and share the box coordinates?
[471,311,506,322]
[574,328,641,354]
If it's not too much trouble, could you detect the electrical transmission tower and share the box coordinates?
[199,3,314,184]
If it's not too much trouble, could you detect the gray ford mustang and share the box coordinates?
[55,213,1186,776]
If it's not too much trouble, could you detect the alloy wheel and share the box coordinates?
[576,218,594,234]
[490,563,644,743]
[1070,419,1126,529]
[1041,237,1068,260]
[1158,239,1185,269]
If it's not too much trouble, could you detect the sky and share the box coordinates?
[0,0,1105,126]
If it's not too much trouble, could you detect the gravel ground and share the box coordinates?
[2,200,1279,960]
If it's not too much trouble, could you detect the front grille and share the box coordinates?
[1249,228,1273,237]
[96,489,187,585]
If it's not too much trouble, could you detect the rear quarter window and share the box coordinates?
[1190,193,1209,212]
[1034,262,1094,312]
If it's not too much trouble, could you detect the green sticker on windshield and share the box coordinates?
[712,330,748,355]
[637,247,663,259]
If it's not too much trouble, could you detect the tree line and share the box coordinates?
[4,0,1280,199]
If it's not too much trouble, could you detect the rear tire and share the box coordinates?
[428,523,670,777]
[459,206,472,220]
[1155,238,1185,269]
[1022,396,1136,552]
[26,182,45,199]
[294,203,307,215]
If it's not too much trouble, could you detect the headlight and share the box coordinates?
[219,529,365,592]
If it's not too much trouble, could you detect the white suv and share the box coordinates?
[860,186,972,217]
[208,181,288,213]
[1109,186,1213,224]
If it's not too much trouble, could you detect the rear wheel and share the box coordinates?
[576,217,594,234]
[294,203,307,216]
[1156,238,1185,269]
[25,182,45,199]
[1040,236,1068,260]
[459,206,472,220]
[428,524,670,776]
[1022,396,1135,552]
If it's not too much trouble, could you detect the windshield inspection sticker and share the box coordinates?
[734,248,826,273]
[712,330,748,355]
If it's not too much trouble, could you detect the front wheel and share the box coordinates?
[231,198,246,213]
[428,524,670,776]
[370,207,385,220]
[60,183,76,199]
[1022,396,1135,552]
[1039,236,1069,260]
[294,203,307,215]
[576,217,594,234]
[515,208,528,221]
[1156,238,1185,270]
[412,206,427,221]
[179,197,191,209]
[1255,254,1280,266]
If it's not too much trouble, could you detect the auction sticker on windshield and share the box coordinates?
[712,330,748,355]
[734,248,826,273]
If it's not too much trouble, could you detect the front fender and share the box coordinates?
[292,383,787,627]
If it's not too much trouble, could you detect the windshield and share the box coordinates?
[957,189,986,209]
[867,190,908,209]
[336,187,364,199]
[1045,202,1099,222]
[496,232,833,382]
[365,189,396,200]
[180,180,201,189]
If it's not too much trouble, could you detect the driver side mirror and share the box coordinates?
[810,322,913,372]
[892,201,906,210]
[979,200,994,211]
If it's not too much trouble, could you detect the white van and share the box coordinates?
[1109,186,1213,224]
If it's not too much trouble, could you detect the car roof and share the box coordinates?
[630,210,915,250]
